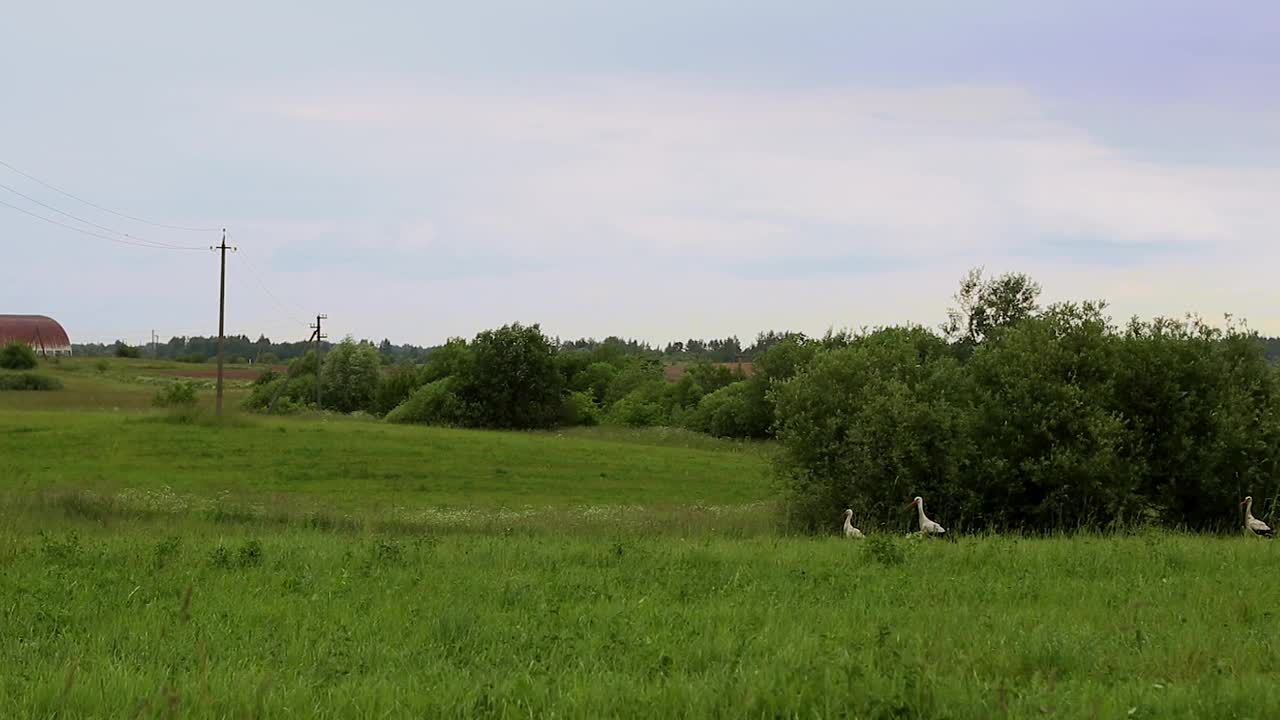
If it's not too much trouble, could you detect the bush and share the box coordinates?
[372,364,425,416]
[560,390,601,427]
[420,339,472,384]
[606,395,669,427]
[0,342,37,370]
[114,343,141,359]
[252,369,280,387]
[771,296,1280,533]
[385,377,469,425]
[386,371,473,422]
[570,361,619,404]
[319,337,382,413]
[686,380,771,438]
[773,326,975,533]
[153,380,199,408]
[0,372,63,391]
[175,353,205,364]
[455,323,563,429]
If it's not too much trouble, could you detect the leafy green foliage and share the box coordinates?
[385,378,469,425]
[685,381,770,438]
[319,337,382,413]
[113,343,141,359]
[0,342,37,370]
[0,372,63,391]
[152,381,199,408]
[774,326,973,532]
[943,267,1042,350]
[372,363,426,416]
[420,338,472,384]
[560,390,601,427]
[454,323,563,429]
[570,361,619,404]
[774,298,1280,532]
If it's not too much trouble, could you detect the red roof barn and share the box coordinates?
[0,315,72,356]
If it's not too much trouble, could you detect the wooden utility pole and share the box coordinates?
[212,229,236,416]
[310,314,327,409]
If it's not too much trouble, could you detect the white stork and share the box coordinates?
[1240,496,1274,538]
[908,496,946,537]
[842,509,864,539]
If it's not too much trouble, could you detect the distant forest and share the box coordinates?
[71,330,1280,365]
[71,329,800,365]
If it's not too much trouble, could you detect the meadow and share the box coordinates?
[1,359,1278,718]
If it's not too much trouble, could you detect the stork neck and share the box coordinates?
[1244,499,1254,522]
[916,501,927,524]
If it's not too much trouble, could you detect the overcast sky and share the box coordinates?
[2,1,1278,346]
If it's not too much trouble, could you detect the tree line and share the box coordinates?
[72,329,812,366]
[235,268,1280,533]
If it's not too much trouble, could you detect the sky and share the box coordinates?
[2,0,1278,346]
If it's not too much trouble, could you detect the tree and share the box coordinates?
[372,363,425,416]
[943,267,1042,349]
[319,336,382,413]
[421,338,472,384]
[0,342,37,370]
[456,323,564,429]
[114,342,141,359]
[773,326,975,532]
[966,302,1139,529]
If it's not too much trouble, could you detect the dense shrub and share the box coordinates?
[372,364,425,416]
[152,380,199,408]
[385,378,469,425]
[252,369,280,387]
[319,337,382,413]
[773,298,1280,533]
[606,395,670,427]
[570,361,619,404]
[605,360,664,405]
[560,390,601,427]
[685,381,770,438]
[0,372,63,391]
[454,323,563,429]
[1112,316,1280,528]
[114,343,141,359]
[773,326,975,533]
[965,303,1140,529]
[421,339,472,384]
[683,361,741,395]
[0,342,37,370]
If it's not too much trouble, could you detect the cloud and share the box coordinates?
[239,81,1280,266]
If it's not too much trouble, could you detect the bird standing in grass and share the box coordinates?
[1240,496,1273,538]
[842,509,864,538]
[908,496,946,537]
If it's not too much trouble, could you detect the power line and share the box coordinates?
[226,232,310,326]
[0,180,205,250]
[0,157,221,233]
[0,197,204,252]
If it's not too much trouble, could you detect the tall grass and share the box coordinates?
[0,515,1275,718]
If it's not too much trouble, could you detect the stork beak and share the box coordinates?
[1239,500,1248,507]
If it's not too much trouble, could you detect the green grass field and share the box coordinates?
[2,360,1278,717]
